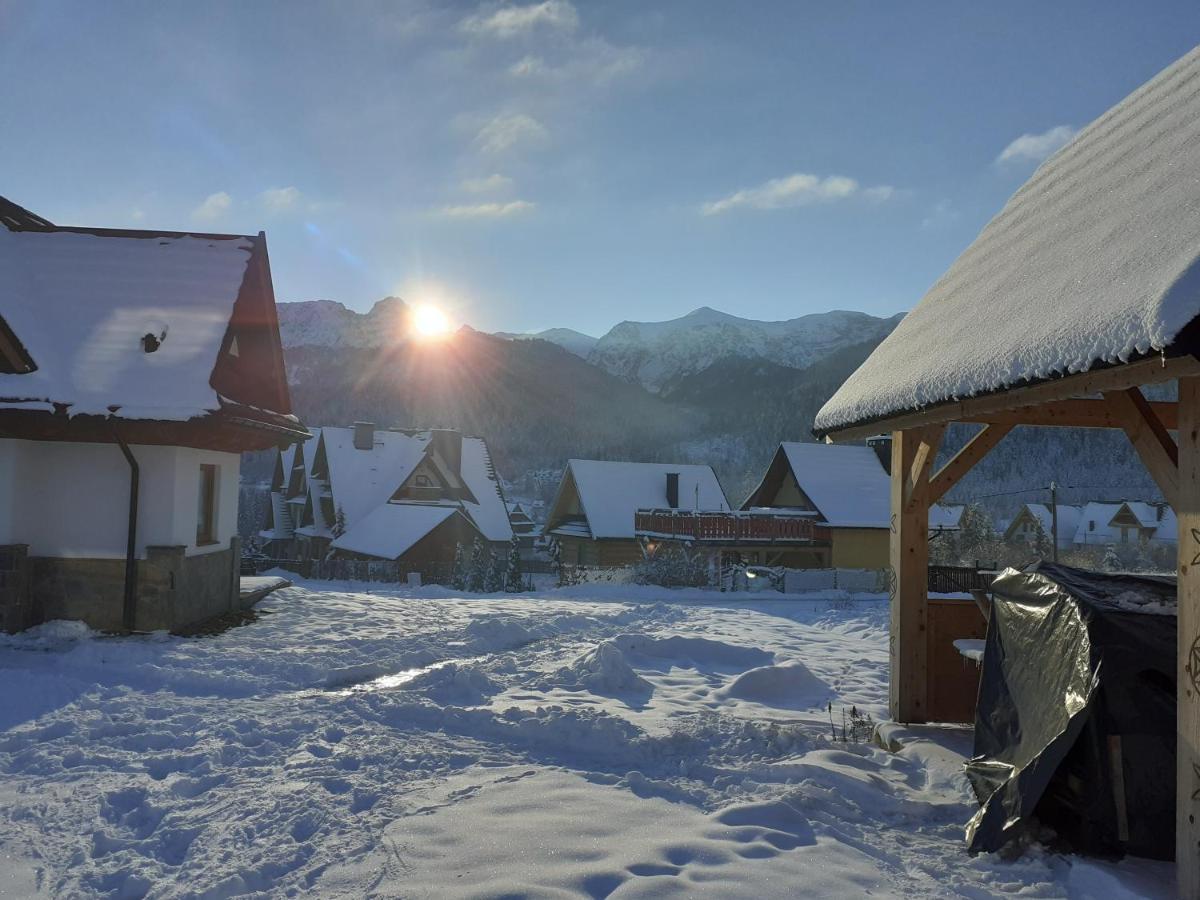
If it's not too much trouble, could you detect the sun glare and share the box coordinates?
[412,303,452,340]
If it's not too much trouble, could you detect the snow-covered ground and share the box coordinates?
[0,581,1175,898]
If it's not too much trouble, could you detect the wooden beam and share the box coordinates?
[928,424,1013,505]
[961,398,1178,430]
[1104,388,1180,508]
[904,425,944,512]
[823,354,1200,443]
[1176,375,1200,895]
[890,428,934,724]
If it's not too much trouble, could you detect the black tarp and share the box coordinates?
[964,562,1177,859]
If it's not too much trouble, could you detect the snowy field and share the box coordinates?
[0,581,1175,898]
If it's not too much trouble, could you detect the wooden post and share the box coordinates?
[890,426,940,723]
[1178,376,1200,895]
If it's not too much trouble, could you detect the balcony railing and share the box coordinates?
[634,509,823,543]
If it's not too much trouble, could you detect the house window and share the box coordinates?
[197,464,219,545]
[415,474,433,487]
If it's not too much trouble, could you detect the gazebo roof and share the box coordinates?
[816,45,1200,437]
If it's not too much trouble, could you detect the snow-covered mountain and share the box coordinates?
[587,306,905,393]
[493,327,598,358]
[276,297,411,348]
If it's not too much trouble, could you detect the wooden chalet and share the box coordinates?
[814,46,1200,888]
[545,460,730,566]
[260,424,511,573]
[0,195,306,633]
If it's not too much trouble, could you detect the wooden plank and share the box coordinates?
[928,424,1013,504]
[962,398,1178,430]
[1177,375,1200,895]
[904,425,944,512]
[823,354,1200,443]
[1105,388,1180,508]
[890,428,933,723]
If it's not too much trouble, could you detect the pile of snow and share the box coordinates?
[718,660,832,710]
[400,662,500,706]
[551,641,653,698]
[609,632,773,670]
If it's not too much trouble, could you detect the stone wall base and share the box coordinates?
[1,539,241,634]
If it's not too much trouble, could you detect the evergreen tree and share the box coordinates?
[1032,519,1053,560]
[468,537,487,592]
[505,534,524,592]
[451,542,468,591]
[484,550,503,593]
[1102,544,1122,572]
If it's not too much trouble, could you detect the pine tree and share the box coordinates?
[484,550,503,593]
[331,503,347,539]
[468,537,487,592]
[505,534,523,592]
[1102,543,1122,572]
[451,542,468,591]
[1032,520,1053,560]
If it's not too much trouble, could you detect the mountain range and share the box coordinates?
[270,297,1162,513]
[279,299,902,394]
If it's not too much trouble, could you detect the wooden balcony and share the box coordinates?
[634,509,824,544]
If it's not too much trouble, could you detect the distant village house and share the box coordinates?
[260,424,511,574]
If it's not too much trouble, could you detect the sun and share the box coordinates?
[411,303,452,340]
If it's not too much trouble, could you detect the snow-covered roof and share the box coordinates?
[928,504,966,532]
[319,427,430,526]
[560,459,729,540]
[816,46,1200,435]
[780,443,890,529]
[458,437,513,543]
[1007,503,1082,548]
[0,227,254,420]
[1073,500,1177,545]
[332,504,459,560]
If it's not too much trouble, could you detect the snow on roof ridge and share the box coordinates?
[816,45,1200,434]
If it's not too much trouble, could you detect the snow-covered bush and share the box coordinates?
[634,542,709,588]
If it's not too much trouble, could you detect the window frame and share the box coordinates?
[197,463,219,546]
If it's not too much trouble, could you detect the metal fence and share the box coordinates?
[927,564,997,594]
[242,555,557,586]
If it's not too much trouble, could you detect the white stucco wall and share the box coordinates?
[0,439,240,559]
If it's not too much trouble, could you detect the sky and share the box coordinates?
[2,1,1199,336]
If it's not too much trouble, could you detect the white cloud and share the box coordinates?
[702,173,894,216]
[192,191,232,222]
[475,113,547,154]
[440,199,536,218]
[461,1,578,39]
[996,125,1078,165]
[507,40,642,84]
[460,173,514,193]
[260,186,302,212]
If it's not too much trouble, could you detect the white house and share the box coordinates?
[1003,503,1082,550]
[0,195,306,633]
[260,424,511,571]
[1073,500,1177,547]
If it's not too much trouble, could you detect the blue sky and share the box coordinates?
[2,1,1198,335]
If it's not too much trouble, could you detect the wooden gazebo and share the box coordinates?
[815,46,1200,891]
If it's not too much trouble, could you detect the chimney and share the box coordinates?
[666,472,680,509]
[866,434,893,475]
[430,429,463,477]
[353,421,375,451]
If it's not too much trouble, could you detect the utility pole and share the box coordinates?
[1049,481,1059,563]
